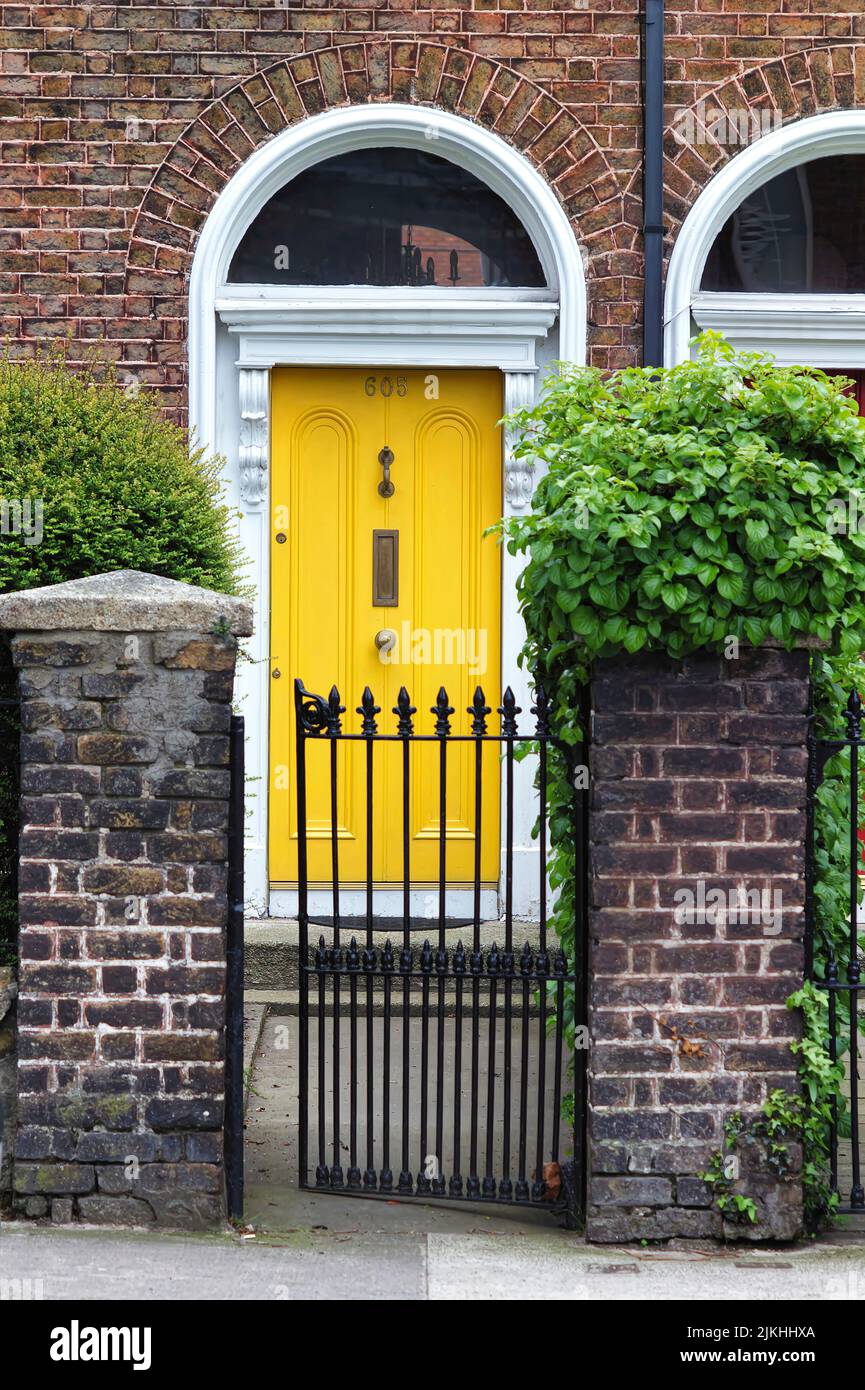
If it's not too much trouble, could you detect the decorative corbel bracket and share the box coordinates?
[238,367,269,507]
[503,371,537,512]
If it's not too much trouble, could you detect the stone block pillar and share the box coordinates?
[586,648,808,1242]
[0,571,252,1227]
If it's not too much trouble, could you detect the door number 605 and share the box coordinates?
[364,374,408,398]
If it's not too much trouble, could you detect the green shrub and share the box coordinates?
[0,352,243,960]
[506,333,865,678]
[0,351,241,595]
[501,332,865,1226]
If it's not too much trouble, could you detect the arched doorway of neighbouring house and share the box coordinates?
[665,109,865,380]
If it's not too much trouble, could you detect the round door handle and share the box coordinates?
[272,668,281,679]
[374,629,397,654]
[275,532,286,544]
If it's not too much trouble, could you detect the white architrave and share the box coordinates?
[664,110,865,366]
[218,287,560,516]
[188,103,586,917]
[688,293,865,368]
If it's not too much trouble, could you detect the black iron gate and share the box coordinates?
[293,677,588,1223]
[808,689,865,1213]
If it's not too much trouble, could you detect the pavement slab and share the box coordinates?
[3,1224,865,1301]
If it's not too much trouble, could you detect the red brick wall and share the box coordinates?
[587,649,808,1241]
[1,4,863,416]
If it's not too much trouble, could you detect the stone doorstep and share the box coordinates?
[244,917,556,990]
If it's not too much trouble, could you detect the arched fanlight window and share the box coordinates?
[701,154,865,294]
[228,146,546,288]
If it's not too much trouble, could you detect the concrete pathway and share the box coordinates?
[244,1010,565,1231]
[5,999,865,1302]
[3,1223,865,1300]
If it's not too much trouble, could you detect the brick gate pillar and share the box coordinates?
[0,571,252,1228]
[586,648,808,1242]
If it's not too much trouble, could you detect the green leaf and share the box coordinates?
[745,517,769,543]
[691,502,715,527]
[753,575,779,603]
[603,615,629,643]
[661,581,689,612]
[716,573,747,604]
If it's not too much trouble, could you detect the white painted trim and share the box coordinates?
[192,104,585,433]
[665,110,865,366]
[218,289,560,372]
[188,104,586,916]
[217,285,560,310]
[691,292,865,367]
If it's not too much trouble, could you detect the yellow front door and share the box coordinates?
[269,367,502,890]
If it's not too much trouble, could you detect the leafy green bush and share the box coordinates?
[0,352,242,960]
[507,333,865,677]
[502,333,865,1226]
[0,352,241,595]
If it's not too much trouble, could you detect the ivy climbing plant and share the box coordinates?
[501,332,865,1227]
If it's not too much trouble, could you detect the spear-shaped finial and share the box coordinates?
[394,685,416,736]
[469,686,491,736]
[531,683,551,737]
[357,686,380,735]
[326,685,345,735]
[432,686,454,736]
[499,686,521,737]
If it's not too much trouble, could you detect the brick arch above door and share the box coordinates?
[125,40,635,410]
[661,44,865,255]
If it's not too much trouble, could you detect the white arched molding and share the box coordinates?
[188,103,586,915]
[664,110,865,367]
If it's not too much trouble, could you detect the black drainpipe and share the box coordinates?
[642,0,665,368]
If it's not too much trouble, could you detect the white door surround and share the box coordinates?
[664,110,865,367]
[188,103,587,917]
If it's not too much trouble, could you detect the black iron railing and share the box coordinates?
[294,677,588,1222]
[808,689,865,1211]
